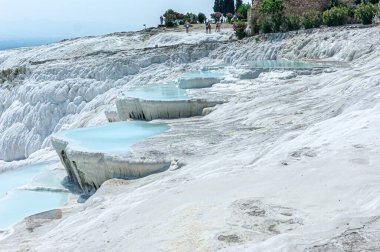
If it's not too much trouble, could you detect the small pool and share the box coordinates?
[0,163,68,230]
[127,84,188,101]
[245,60,329,69]
[178,71,225,89]
[54,121,169,154]
[181,70,225,78]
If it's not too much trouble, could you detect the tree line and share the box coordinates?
[213,0,245,15]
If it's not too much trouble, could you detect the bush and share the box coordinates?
[323,6,349,26]
[258,17,273,33]
[284,15,301,31]
[233,21,247,39]
[302,11,322,29]
[198,12,206,24]
[355,3,377,25]
[259,0,285,32]
[185,12,197,24]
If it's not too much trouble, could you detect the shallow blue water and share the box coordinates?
[127,84,188,101]
[182,71,225,78]
[246,60,328,69]
[54,121,169,154]
[0,163,68,230]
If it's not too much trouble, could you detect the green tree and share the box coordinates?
[214,0,222,12]
[237,3,251,19]
[223,0,235,15]
[198,12,207,23]
[259,0,285,31]
[236,0,243,13]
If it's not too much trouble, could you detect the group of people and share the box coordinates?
[158,16,222,34]
[206,21,221,34]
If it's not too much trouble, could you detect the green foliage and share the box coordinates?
[258,17,273,33]
[0,66,26,89]
[237,3,251,19]
[284,15,301,31]
[302,11,323,29]
[236,0,243,13]
[355,3,377,24]
[259,0,285,16]
[323,6,350,26]
[214,0,223,12]
[233,21,247,39]
[198,12,206,24]
[184,12,197,24]
[259,0,285,32]
[214,0,236,15]
[163,9,177,27]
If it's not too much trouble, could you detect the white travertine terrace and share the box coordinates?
[116,97,223,121]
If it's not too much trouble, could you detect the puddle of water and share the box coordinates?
[244,60,330,69]
[54,121,169,154]
[0,163,68,230]
[127,84,188,101]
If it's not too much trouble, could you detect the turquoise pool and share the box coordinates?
[0,163,68,230]
[54,121,169,154]
[127,84,188,101]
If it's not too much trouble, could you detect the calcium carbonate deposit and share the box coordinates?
[1,26,380,251]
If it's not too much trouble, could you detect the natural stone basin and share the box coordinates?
[127,84,188,101]
[178,70,225,89]
[236,60,332,79]
[0,163,68,230]
[244,60,329,69]
[115,84,222,121]
[51,121,171,194]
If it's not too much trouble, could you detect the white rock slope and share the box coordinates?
[1,27,380,251]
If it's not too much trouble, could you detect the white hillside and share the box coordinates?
[1,27,380,251]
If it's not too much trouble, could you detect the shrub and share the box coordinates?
[233,21,247,39]
[198,12,206,24]
[355,3,377,25]
[258,17,273,33]
[302,11,323,29]
[323,6,349,26]
[259,0,285,32]
[284,15,301,31]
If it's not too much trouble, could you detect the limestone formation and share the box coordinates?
[51,137,171,194]
[116,97,223,121]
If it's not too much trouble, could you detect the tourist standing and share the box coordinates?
[160,16,163,25]
[206,21,209,34]
[208,22,212,34]
[185,21,190,33]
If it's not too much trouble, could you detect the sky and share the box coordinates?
[0,0,221,40]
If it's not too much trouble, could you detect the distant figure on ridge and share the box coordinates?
[216,22,221,32]
[160,16,163,25]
